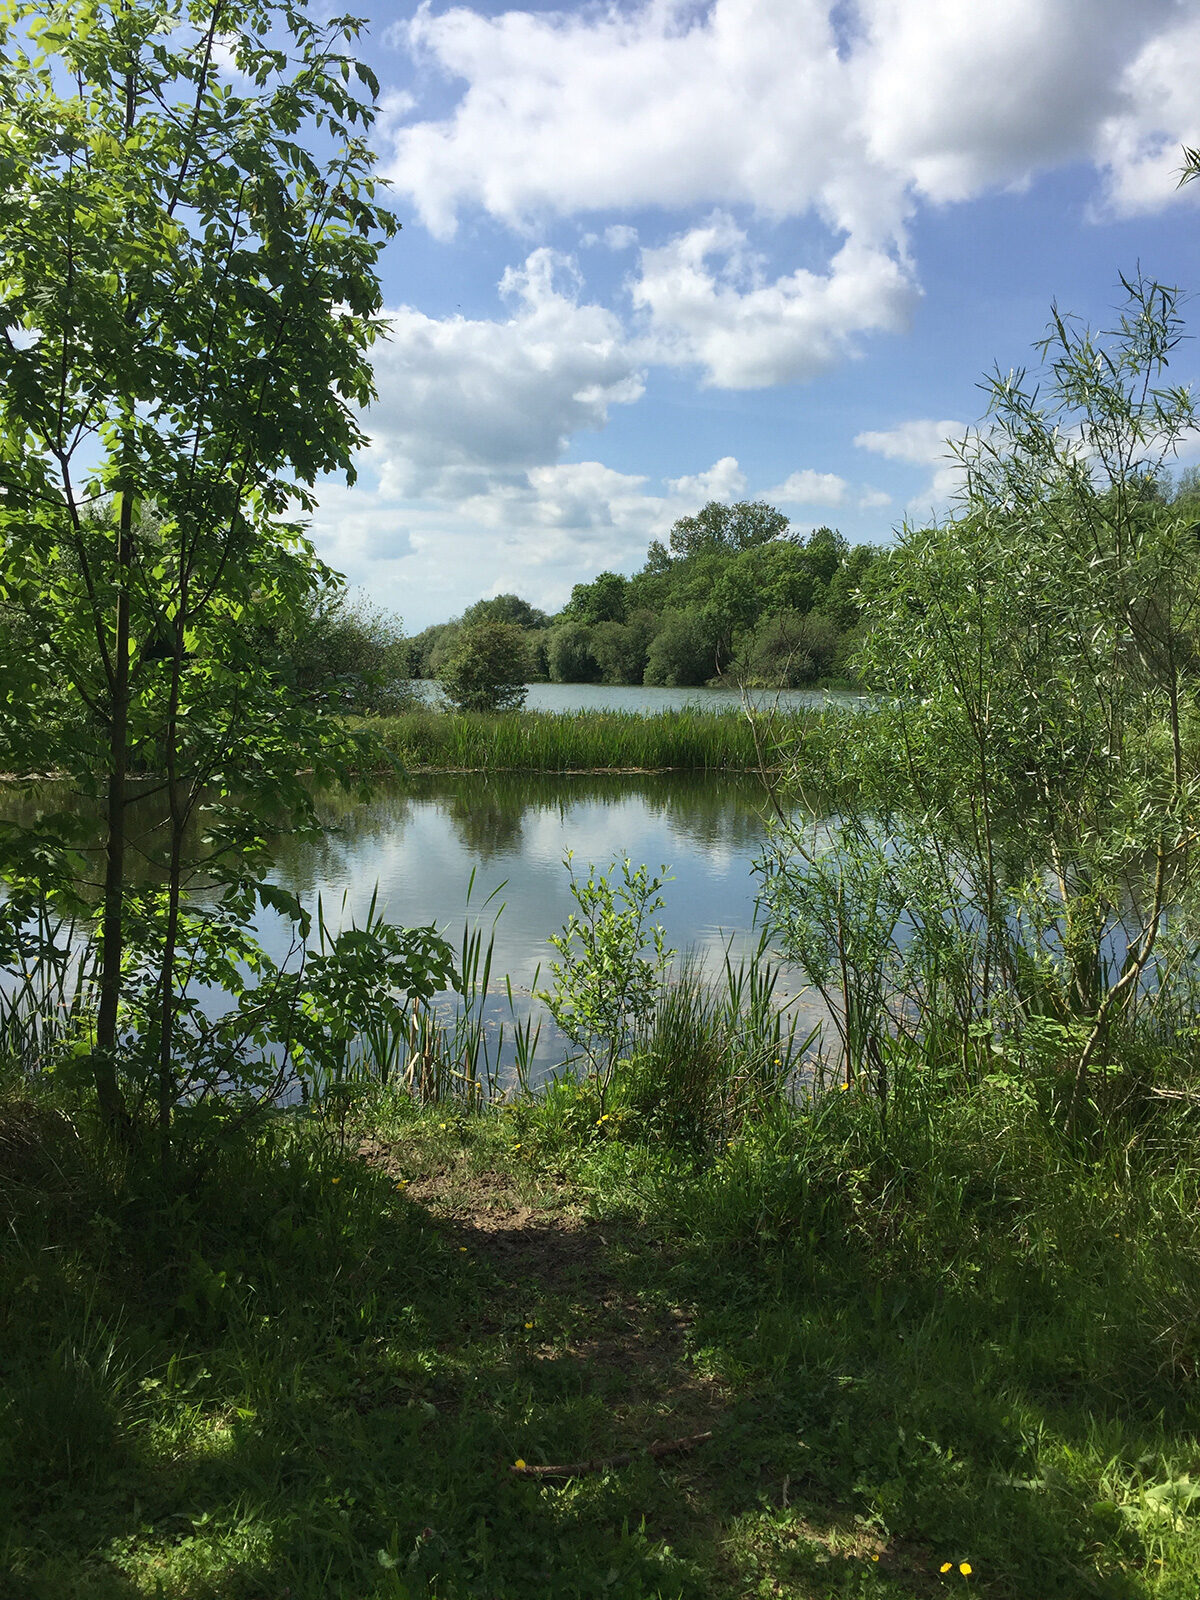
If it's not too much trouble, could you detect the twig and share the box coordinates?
[510,1431,713,1479]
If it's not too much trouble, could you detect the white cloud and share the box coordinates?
[854,0,1166,205]
[387,0,1193,238]
[1094,15,1200,216]
[384,2,1197,392]
[854,418,967,465]
[388,0,868,238]
[767,469,849,506]
[311,444,758,626]
[363,249,643,499]
[858,486,893,510]
[855,417,970,507]
[664,455,747,502]
[632,215,917,387]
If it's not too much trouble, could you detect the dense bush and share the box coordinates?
[404,506,884,691]
[644,610,720,686]
[437,620,531,712]
[546,620,602,683]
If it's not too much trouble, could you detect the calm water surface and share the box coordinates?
[1,770,822,1079]
[411,680,863,714]
[260,771,818,1073]
[267,772,791,987]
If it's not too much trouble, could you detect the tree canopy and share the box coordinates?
[405,506,881,690]
[0,0,447,1147]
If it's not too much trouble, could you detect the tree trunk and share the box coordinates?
[94,487,133,1136]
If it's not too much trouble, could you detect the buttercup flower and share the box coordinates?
[959,1564,972,1577]
[940,1563,953,1574]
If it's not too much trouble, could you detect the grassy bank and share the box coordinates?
[356,706,827,773]
[4,1063,1200,1599]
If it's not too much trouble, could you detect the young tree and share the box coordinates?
[759,277,1200,1103]
[562,571,629,625]
[437,620,530,711]
[546,621,600,684]
[0,0,403,1138]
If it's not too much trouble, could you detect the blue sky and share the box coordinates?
[305,0,1200,630]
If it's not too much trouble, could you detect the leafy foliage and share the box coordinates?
[539,855,673,1115]
[0,0,439,1152]
[759,275,1200,1105]
[437,619,531,712]
[404,511,882,690]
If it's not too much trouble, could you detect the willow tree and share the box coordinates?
[0,0,398,1133]
[758,277,1200,1106]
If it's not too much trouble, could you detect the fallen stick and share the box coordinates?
[510,1430,713,1479]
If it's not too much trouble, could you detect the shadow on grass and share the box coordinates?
[2,1105,1197,1599]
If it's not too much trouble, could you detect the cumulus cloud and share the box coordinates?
[363,249,643,499]
[388,0,868,238]
[855,417,970,507]
[310,454,766,624]
[386,0,1193,238]
[1094,14,1200,216]
[664,455,747,502]
[632,215,917,387]
[858,487,893,510]
[854,419,967,465]
[382,0,1198,396]
[853,0,1165,204]
[767,469,849,506]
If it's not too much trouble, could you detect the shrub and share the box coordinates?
[437,620,530,712]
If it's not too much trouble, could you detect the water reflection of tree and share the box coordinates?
[0,779,208,903]
[270,784,417,901]
[443,783,526,861]
[1,770,815,911]
[422,771,784,857]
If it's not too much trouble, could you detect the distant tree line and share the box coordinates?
[282,472,1200,712]
[404,501,884,693]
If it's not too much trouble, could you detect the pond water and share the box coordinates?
[410,680,863,715]
[1,769,825,1086]
[258,771,820,1079]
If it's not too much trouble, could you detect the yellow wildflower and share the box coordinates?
[940,1563,952,1574]
[959,1564,972,1577]
[524,1321,534,1329]
[514,1458,526,1470]
[331,1176,341,1184]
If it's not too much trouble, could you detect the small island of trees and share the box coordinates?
[404,500,881,695]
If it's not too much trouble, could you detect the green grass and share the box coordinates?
[4,1067,1200,1600]
[355,706,828,773]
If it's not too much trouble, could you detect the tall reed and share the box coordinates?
[618,933,820,1148]
[0,905,97,1074]
[358,707,825,773]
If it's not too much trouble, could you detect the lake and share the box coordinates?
[259,770,821,1081]
[410,680,863,715]
[1,763,827,1089]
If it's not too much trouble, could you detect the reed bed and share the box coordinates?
[357,706,824,773]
